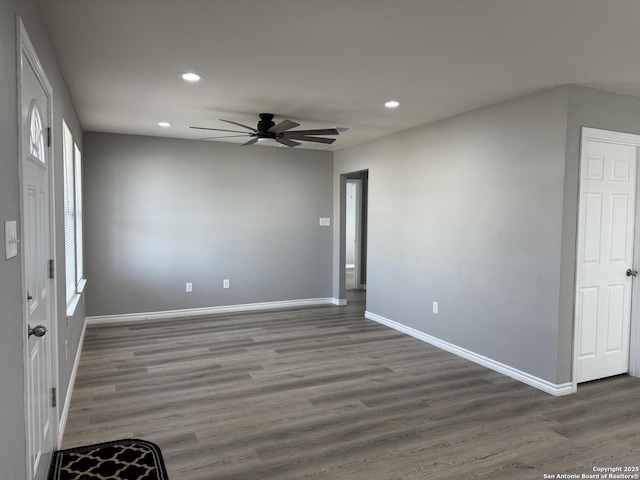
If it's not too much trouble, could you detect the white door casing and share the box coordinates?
[18,19,57,480]
[575,128,639,384]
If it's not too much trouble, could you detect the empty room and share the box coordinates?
[2,1,640,479]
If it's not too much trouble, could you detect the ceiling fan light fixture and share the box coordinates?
[181,72,202,82]
[384,100,401,109]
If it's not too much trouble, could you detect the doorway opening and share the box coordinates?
[342,171,368,304]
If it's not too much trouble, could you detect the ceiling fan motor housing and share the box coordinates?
[258,113,276,133]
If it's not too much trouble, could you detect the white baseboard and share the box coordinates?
[87,298,335,325]
[333,298,347,306]
[365,310,573,397]
[58,317,87,445]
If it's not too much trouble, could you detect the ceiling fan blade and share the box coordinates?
[283,128,339,137]
[293,135,336,144]
[268,119,300,134]
[220,119,258,132]
[190,126,250,134]
[276,137,301,147]
[199,135,252,140]
[242,138,259,146]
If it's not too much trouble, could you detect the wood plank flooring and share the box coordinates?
[63,290,640,479]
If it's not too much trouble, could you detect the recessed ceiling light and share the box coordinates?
[181,72,202,82]
[384,100,401,108]
[158,122,173,127]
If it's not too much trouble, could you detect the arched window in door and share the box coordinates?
[28,99,46,163]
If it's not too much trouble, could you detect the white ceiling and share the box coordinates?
[36,0,640,151]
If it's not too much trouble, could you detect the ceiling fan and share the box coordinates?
[190,113,339,147]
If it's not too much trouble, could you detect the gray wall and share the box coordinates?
[334,86,570,384]
[0,1,84,478]
[0,3,26,478]
[83,133,333,317]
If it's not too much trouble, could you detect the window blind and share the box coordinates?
[74,144,83,284]
[63,121,75,301]
[63,120,83,303]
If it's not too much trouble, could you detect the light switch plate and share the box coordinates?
[5,221,18,260]
[319,217,331,227]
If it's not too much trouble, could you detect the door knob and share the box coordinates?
[627,269,638,277]
[28,325,47,337]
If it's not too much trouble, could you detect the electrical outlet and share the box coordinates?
[223,279,230,289]
[319,217,331,227]
[433,301,439,315]
[186,282,193,293]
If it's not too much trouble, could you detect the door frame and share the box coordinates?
[17,17,60,473]
[573,127,640,392]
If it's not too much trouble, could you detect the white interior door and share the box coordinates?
[345,180,362,289]
[576,128,639,384]
[352,181,362,289]
[20,20,56,480]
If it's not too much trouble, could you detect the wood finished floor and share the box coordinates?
[63,290,640,479]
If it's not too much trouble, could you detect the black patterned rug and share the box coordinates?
[48,439,169,480]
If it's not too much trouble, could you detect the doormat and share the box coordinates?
[48,438,169,480]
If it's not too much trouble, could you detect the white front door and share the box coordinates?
[576,128,639,384]
[19,20,56,480]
